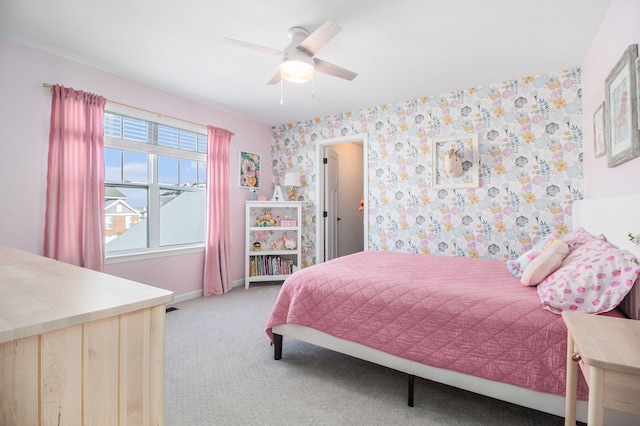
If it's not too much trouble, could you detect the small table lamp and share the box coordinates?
[283,172,301,201]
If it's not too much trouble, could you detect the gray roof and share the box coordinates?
[105,187,127,199]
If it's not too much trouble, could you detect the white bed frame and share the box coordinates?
[272,194,640,423]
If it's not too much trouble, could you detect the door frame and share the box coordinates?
[325,146,339,261]
[315,133,369,264]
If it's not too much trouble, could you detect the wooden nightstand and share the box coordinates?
[563,311,640,426]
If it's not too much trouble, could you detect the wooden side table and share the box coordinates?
[563,311,640,426]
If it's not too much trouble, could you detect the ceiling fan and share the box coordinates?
[223,20,357,85]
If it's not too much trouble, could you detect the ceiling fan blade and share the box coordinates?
[267,71,281,85]
[297,20,341,56]
[314,58,357,81]
[222,37,282,56]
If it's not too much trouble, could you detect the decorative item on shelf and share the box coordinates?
[250,188,259,200]
[271,186,284,202]
[273,240,284,250]
[281,215,297,227]
[283,172,301,201]
[256,208,277,227]
[252,242,262,252]
[282,235,296,250]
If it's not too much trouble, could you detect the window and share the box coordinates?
[104,106,207,256]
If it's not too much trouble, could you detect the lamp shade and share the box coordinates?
[283,172,301,187]
[279,52,314,83]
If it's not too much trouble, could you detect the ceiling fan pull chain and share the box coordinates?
[280,79,284,105]
[312,75,316,98]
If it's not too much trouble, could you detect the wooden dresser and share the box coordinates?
[0,246,174,425]
[563,311,640,426]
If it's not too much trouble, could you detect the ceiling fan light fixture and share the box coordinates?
[279,56,314,83]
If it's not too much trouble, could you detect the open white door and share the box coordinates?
[325,146,339,261]
[315,133,369,265]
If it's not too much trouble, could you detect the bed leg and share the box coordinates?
[408,374,415,407]
[273,333,283,360]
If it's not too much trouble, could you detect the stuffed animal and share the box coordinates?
[442,146,463,178]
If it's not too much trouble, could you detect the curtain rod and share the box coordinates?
[42,83,234,135]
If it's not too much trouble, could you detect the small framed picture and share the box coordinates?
[636,56,640,130]
[431,133,479,189]
[239,151,260,189]
[593,102,606,158]
[605,44,639,167]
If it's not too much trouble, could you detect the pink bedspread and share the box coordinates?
[266,251,590,400]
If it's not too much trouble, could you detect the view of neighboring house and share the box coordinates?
[105,188,205,251]
[104,187,142,243]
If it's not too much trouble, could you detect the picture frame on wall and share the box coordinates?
[593,102,606,158]
[636,56,640,130]
[432,133,479,189]
[605,44,639,167]
[239,150,261,189]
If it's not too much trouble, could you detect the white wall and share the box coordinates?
[582,0,640,197]
[0,38,273,297]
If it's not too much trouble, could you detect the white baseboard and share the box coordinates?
[168,279,246,305]
[169,289,202,305]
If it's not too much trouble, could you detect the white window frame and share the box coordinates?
[104,103,207,263]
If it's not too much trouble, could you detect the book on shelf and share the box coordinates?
[249,255,295,277]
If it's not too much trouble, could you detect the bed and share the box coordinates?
[266,194,640,423]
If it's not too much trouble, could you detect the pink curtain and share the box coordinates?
[43,85,106,271]
[203,126,233,295]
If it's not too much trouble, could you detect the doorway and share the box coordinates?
[316,134,369,264]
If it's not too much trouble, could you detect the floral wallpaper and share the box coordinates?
[272,68,583,267]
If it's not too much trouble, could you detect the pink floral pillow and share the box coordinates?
[537,238,640,314]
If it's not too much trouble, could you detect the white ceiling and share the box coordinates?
[0,0,612,127]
